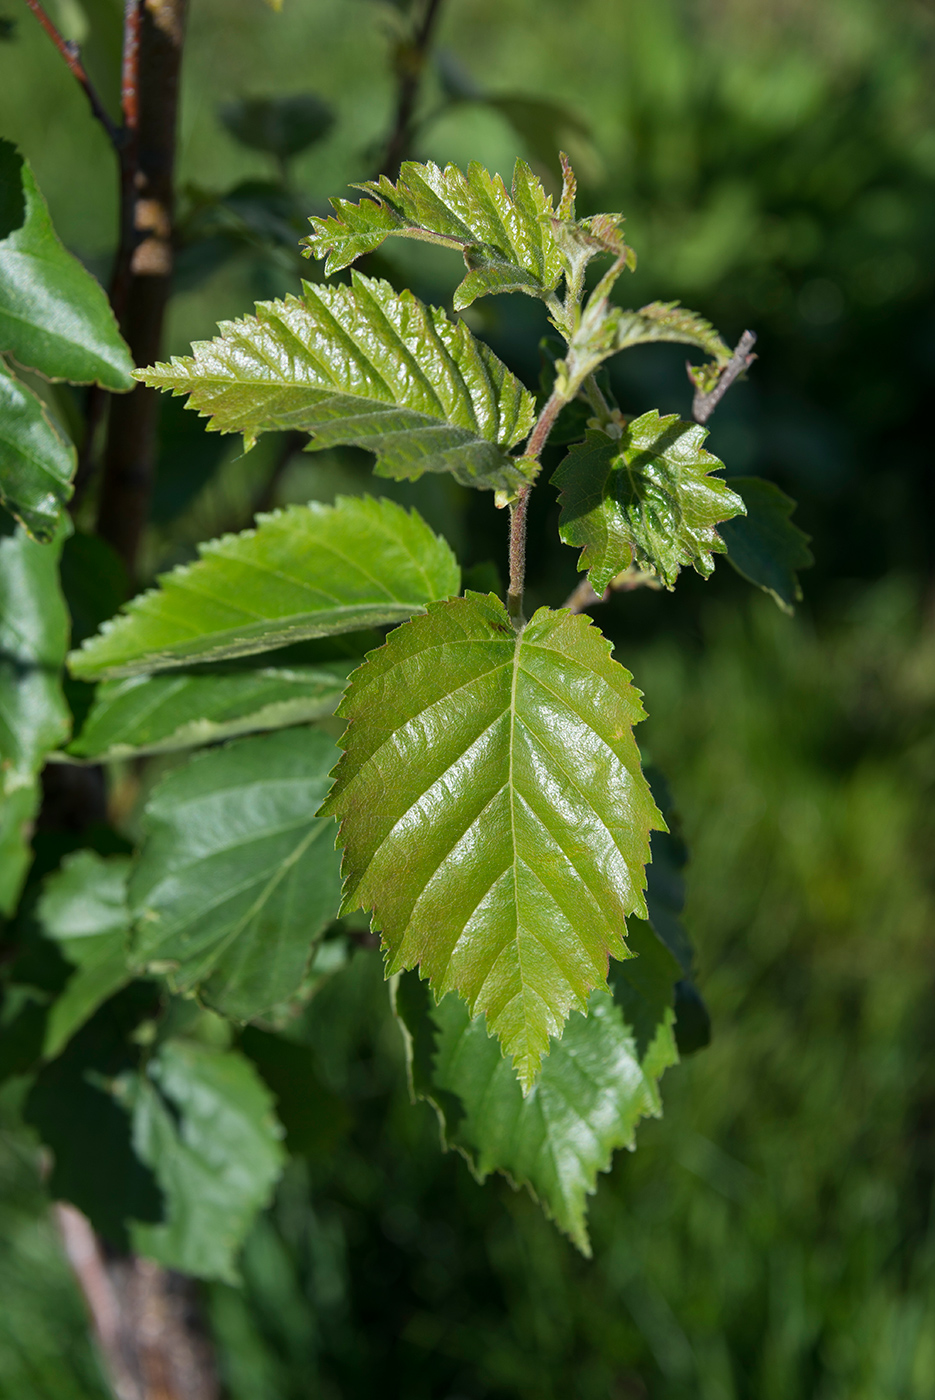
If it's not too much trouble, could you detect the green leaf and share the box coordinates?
[37,851,133,1059]
[68,496,459,680]
[129,728,343,1020]
[719,476,813,614]
[136,273,535,492]
[321,594,663,1091]
[614,301,731,363]
[552,417,746,593]
[0,524,70,912]
[0,360,76,542]
[220,93,334,159]
[394,950,678,1255]
[123,1038,286,1282]
[65,660,351,761]
[240,1025,350,1157]
[303,159,565,311]
[609,916,680,1058]
[0,140,133,390]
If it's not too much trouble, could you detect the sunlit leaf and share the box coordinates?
[0,360,76,542]
[720,475,813,614]
[129,728,343,1020]
[66,660,350,761]
[304,159,565,310]
[68,496,459,680]
[553,418,745,592]
[614,301,731,363]
[136,272,535,492]
[322,593,662,1091]
[394,923,678,1254]
[0,140,133,389]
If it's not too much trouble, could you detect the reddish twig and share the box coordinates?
[22,0,120,147]
[690,329,757,426]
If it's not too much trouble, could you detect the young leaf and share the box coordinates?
[321,594,663,1092]
[66,660,351,761]
[68,496,459,680]
[552,417,746,593]
[0,360,76,542]
[0,140,133,390]
[719,476,813,614]
[614,301,731,363]
[129,728,343,1020]
[304,159,565,311]
[0,524,70,912]
[37,851,133,1059]
[136,273,535,492]
[123,1038,286,1283]
[393,949,678,1255]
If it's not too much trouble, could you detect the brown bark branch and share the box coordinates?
[96,0,189,578]
[690,329,757,426]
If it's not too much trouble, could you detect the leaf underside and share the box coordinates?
[553,415,746,592]
[395,917,679,1254]
[129,728,343,1021]
[0,360,76,542]
[304,159,565,310]
[0,140,133,390]
[720,475,813,614]
[322,593,663,1092]
[68,496,460,680]
[66,661,351,761]
[136,272,536,492]
[614,302,731,363]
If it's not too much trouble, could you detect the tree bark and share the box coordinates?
[96,0,189,578]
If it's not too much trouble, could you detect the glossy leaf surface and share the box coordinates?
[0,360,76,541]
[137,273,535,492]
[0,140,133,389]
[125,1038,286,1282]
[37,851,133,1058]
[553,417,745,592]
[395,932,678,1254]
[69,496,459,680]
[304,159,565,310]
[720,476,813,614]
[614,301,731,362]
[0,524,70,912]
[322,593,662,1091]
[130,728,343,1020]
[67,660,350,761]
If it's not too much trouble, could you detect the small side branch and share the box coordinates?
[690,330,757,425]
[507,488,530,625]
[378,0,446,177]
[22,0,120,148]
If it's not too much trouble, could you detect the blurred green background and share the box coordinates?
[2,0,935,1395]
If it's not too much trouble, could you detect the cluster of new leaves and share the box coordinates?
[1,153,811,1267]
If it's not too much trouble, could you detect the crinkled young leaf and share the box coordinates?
[123,1039,286,1283]
[0,523,70,912]
[0,360,76,542]
[129,728,343,1020]
[136,273,535,492]
[37,851,133,1058]
[68,496,459,680]
[304,159,565,311]
[66,661,351,761]
[719,476,813,615]
[0,140,133,389]
[614,301,731,362]
[321,593,663,1092]
[553,417,745,592]
[394,937,678,1255]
